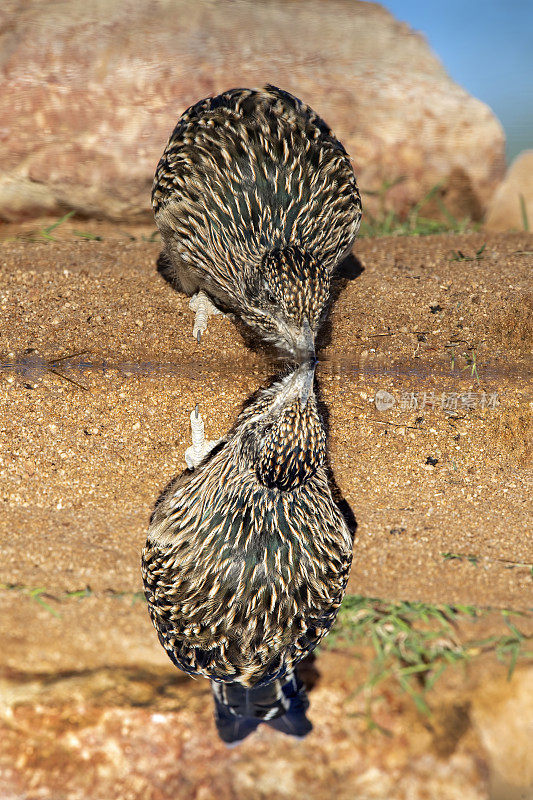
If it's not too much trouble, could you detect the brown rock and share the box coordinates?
[484,150,533,232]
[0,0,505,222]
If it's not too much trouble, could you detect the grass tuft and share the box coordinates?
[442,551,533,576]
[2,582,530,729]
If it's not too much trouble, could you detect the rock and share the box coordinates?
[484,150,533,232]
[0,0,505,222]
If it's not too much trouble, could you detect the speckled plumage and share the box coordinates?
[152,85,361,355]
[141,364,353,690]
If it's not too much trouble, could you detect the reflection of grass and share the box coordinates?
[360,179,477,238]
[0,583,147,618]
[461,349,480,383]
[325,595,532,727]
[8,212,160,244]
[73,230,103,241]
[442,551,533,576]
[38,211,75,241]
[449,244,486,262]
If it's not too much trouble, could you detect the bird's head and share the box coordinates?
[237,361,326,491]
[241,246,330,360]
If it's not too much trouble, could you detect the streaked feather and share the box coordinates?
[152,85,362,354]
[142,367,353,689]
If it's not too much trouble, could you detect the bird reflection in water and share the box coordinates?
[142,364,356,744]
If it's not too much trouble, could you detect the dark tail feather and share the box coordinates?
[211,671,312,745]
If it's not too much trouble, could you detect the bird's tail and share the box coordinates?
[211,671,312,745]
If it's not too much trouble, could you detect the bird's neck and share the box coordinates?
[255,397,326,491]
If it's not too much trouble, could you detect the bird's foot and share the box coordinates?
[189,291,222,343]
[184,404,219,469]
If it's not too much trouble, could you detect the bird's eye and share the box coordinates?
[265,289,276,304]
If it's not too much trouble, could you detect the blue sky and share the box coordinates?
[379,0,533,162]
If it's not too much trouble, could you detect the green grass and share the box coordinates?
[4,210,160,244]
[461,349,480,383]
[141,230,160,242]
[360,178,478,238]
[7,180,481,243]
[519,194,529,232]
[325,595,532,725]
[442,551,479,566]
[445,344,482,383]
[8,211,82,243]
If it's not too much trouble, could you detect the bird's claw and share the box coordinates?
[189,291,222,342]
[185,404,220,469]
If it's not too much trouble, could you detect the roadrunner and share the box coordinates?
[142,361,354,743]
[152,84,361,356]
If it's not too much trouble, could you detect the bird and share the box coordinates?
[142,358,354,743]
[152,84,362,356]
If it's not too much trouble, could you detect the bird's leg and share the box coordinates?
[184,404,220,469]
[189,291,222,343]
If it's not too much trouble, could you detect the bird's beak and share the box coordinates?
[269,354,317,417]
[291,316,315,363]
[293,357,317,408]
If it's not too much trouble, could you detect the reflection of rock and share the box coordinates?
[485,150,533,232]
[0,654,490,800]
[0,0,505,222]
[472,667,533,794]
